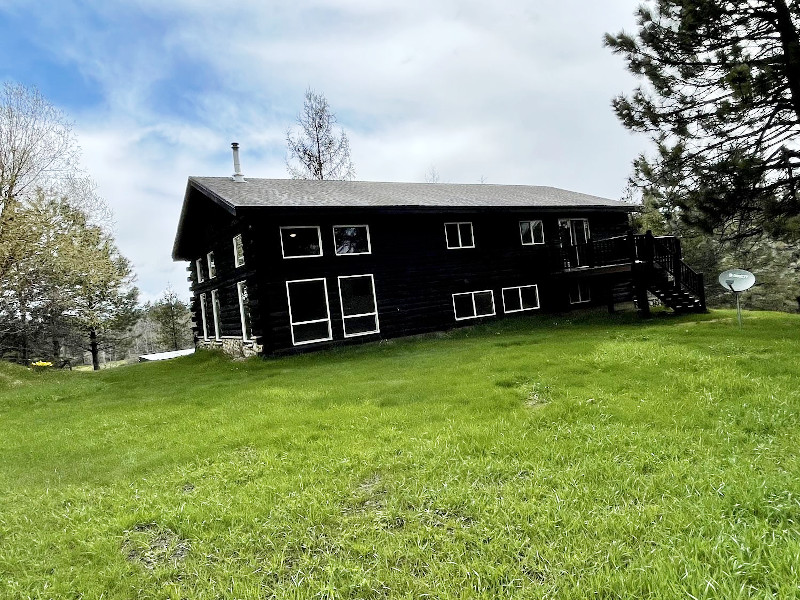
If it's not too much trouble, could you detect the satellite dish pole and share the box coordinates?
[718,269,756,328]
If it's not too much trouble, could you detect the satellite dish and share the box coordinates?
[718,269,755,292]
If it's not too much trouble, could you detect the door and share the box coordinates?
[558,218,591,267]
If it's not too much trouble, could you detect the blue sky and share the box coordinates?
[1,0,646,302]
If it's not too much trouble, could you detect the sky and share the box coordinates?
[0,0,648,303]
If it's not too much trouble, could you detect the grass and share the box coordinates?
[1,308,799,599]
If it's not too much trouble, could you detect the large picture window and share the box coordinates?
[281,226,323,258]
[233,234,245,267]
[333,225,371,255]
[452,290,495,321]
[444,222,475,249]
[519,220,544,245]
[502,284,540,313]
[286,278,332,345]
[237,281,252,341]
[211,289,221,340]
[338,274,379,337]
[199,293,209,340]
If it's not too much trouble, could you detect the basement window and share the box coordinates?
[519,220,544,245]
[452,290,495,321]
[199,293,209,340]
[237,281,252,342]
[281,226,323,258]
[233,234,245,268]
[207,251,217,279]
[569,281,591,304]
[444,222,474,249]
[338,274,379,337]
[211,289,222,339]
[333,225,371,255]
[196,258,204,283]
[502,284,540,313]
[286,278,332,345]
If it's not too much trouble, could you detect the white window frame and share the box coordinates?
[196,258,205,283]
[519,220,545,246]
[211,289,221,340]
[337,274,380,337]
[233,234,245,268]
[502,284,540,314]
[569,281,591,304]
[286,277,333,346]
[444,222,475,249]
[207,251,217,279]
[199,293,209,340]
[333,225,372,256]
[237,281,252,342]
[280,226,323,259]
[452,289,495,321]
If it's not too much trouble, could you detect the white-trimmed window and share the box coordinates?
[569,281,591,304]
[502,284,540,313]
[281,226,323,258]
[196,258,205,283]
[233,234,245,268]
[452,290,495,321]
[237,281,252,342]
[444,222,474,249]
[199,293,209,340]
[520,220,544,245]
[211,289,222,340]
[338,274,379,337]
[333,225,371,255]
[207,251,217,279]
[286,278,332,345]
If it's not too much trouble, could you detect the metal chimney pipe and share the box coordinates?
[231,142,245,182]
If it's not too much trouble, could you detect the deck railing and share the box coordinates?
[560,231,705,303]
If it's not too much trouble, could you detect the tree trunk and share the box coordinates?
[774,0,800,124]
[90,326,100,371]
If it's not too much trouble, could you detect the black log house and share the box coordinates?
[172,151,706,356]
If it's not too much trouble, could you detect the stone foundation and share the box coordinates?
[198,338,262,358]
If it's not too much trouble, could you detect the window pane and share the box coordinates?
[344,315,378,336]
[531,221,544,244]
[459,223,473,247]
[293,321,330,344]
[239,283,252,339]
[212,291,221,338]
[445,223,460,248]
[334,226,370,254]
[207,252,216,278]
[519,221,532,245]
[520,286,540,310]
[503,288,522,312]
[234,235,245,266]
[282,227,321,257]
[453,293,475,319]
[340,276,376,316]
[196,259,204,282]
[288,280,329,322]
[474,291,494,316]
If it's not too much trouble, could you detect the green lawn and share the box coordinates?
[1,309,799,599]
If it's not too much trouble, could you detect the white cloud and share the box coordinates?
[3,0,647,301]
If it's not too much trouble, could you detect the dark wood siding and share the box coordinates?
[217,206,634,354]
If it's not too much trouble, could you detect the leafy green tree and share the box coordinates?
[286,89,355,181]
[148,286,192,352]
[605,0,800,242]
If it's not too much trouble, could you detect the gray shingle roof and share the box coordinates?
[189,177,633,210]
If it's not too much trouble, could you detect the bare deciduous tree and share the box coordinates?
[286,89,355,181]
